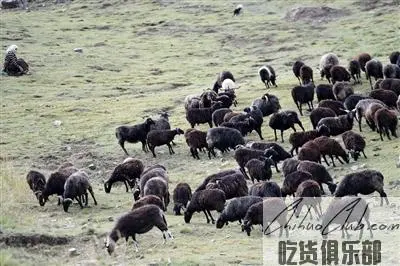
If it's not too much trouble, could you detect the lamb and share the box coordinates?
[269,110,305,142]
[242,198,289,237]
[143,177,170,208]
[258,65,277,88]
[291,82,315,115]
[280,170,313,197]
[369,89,397,108]
[354,98,387,132]
[233,4,243,16]
[374,107,398,141]
[243,105,264,140]
[364,102,386,131]
[105,205,172,255]
[383,63,400,79]
[132,195,165,211]
[251,93,281,116]
[294,180,322,219]
[62,170,97,212]
[249,181,282,197]
[104,158,144,193]
[315,84,335,102]
[297,140,321,163]
[147,128,184,157]
[116,118,155,155]
[288,125,330,155]
[292,60,305,84]
[356,53,371,74]
[348,60,361,84]
[173,183,192,215]
[309,107,336,129]
[365,59,383,89]
[186,102,223,128]
[343,94,369,111]
[389,51,400,65]
[184,189,226,224]
[216,196,263,229]
[247,142,292,172]
[212,108,232,126]
[321,196,373,239]
[318,99,347,115]
[334,170,389,206]
[375,78,400,95]
[319,53,339,83]
[205,173,248,199]
[317,111,354,136]
[212,71,235,93]
[26,170,46,205]
[313,136,349,166]
[299,65,314,85]
[220,118,255,137]
[245,157,275,183]
[330,65,351,84]
[332,81,353,101]
[206,127,245,157]
[184,128,214,159]
[296,161,336,194]
[341,130,367,161]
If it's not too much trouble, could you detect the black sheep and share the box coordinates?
[243,105,264,140]
[313,136,349,166]
[296,161,336,194]
[247,142,292,172]
[335,170,389,206]
[374,107,398,141]
[184,189,226,224]
[212,108,232,126]
[315,84,335,102]
[330,65,351,84]
[220,118,255,137]
[249,181,282,197]
[356,53,371,74]
[309,107,336,129]
[319,53,339,83]
[291,82,315,115]
[281,170,313,197]
[195,169,238,192]
[288,125,330,155]
[376,78,400,95]
[132,195,165,211]
[116,118,155,155]
[383,63,400,79]
[299,65,314,85]
[62,171,97,212]
[343,94,369,111]
[147,128,184,157]
[354,98,387,132]
[105,205,172,254]
[292,60,305,84]
[213,71,235,93]
[365,102,385,131]
[138,167,168,199]
[143,177,170,208]
[245,157,274,183]
[206,127,245,157]
[294,180,322,218]
[333,81,354,101]
[389,51,400,65]
[186,102,223,128]
[369,89,397,108]
[26,170,46,205]
[185,128,214,159]
[104,158,144,193]
[258,65,277,88]
[234,147,268,177]
[348,60,362,84]
[251,93,281,116]
[269,110,305,142]
[341,130,367,161]
[318,99,347,115]
[297,140,321,163]
[365,59,383,89]
[317,111,354,136]
[205,173,248,199]
[173,183,192,215]
[233,4,243,16]
[281,158,300,177]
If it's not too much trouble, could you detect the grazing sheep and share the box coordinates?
[291,82,315,115]
[258,65,277,88]
[184,189,226,224]
[364,102,385,131]
[313,136,349,166]
[234,147,270,177]
[319,53,339,83]
[206,127,245,157]
[292,60,305,84]
[309,107,336,129]
[243,105,264,140]
[205,173,248,199]
[318,99,346,115]
[269,110,305,142]
[317,111,354,136]
[321,196,373,239]
[281,158,300,177]
[251,93,281,116]
[299,65,314,85]
[173,183,192,215]
[294,180,322,218]
[242,198,289,237]
[249,181,282,198]
[216,196,263,229]
[223,111,241,122]
[220,118,255,137]
[288,125,330,155]
[374,107,398,141]
[383,63,400,79]
[330,65,351,84]
[141,164,166,176]
[356,53,372,74]
[116,118,155,155]
[104,158,144,193]
[150,112,171,131]
[213,71,235,93]
[343,94,369,111]
[335,170,389,205]
[281,170,313,197]
[186,102,223,128]
[341,131,366,161]
[105,205,172,255]
[315,84,335,102]
[132,195,165,211]
[185,128,213,159]
[26,170,46,205]
[212,108,232,126]
[366,59,383,89]
[138,167,168,199]
[247,142,292,172]
[354,98,387,132]
[297,140,321,163]
[296,161,337,194]
[195,169,238,192]
[333,81,353,101]
[233,4,243,16]
[144,177,170,208]
[369,89,397,108]
[348,60,362,84]
[147,128,184,157]
[245,157,275,183]
[389,51,400,65]
[375,78,400,95]
[62,170,97,212]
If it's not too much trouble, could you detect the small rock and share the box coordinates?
[108,216,114,222]
[372,147,381,151]
[359,164,366,169]
[74,48,83,53]
[88,164,96,170]
[351,166,358,171]
[68,248,79,257]
[373,153,380,157]
[53,120,62,127]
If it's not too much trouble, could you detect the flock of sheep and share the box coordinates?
[25,50,399,255]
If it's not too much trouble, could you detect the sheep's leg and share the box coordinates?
[195,149,200,160]
[207,210,215,224]
[84,193,88,206]
[255,127,263,140]
[329,155,336,167]
[361,150,367,159]
[322,155,330,166]
[289,147,295,156]
[76,197,83,208]
[280,130,285,143]
[150,146,157,157]
[385,127,391,140]
[141,141,147,153]
[123,180,129,192]
[336,156,344,164]
[208,121,213,128]
[310,101,314,111]
[379,190,389,206]
[190,148,196,159]
[203,210,210,224]
[273,129,278,142]
[319,183,326,195]
[171,140,176,146]
[88,187,98,205]
[391,128,398,138]
[119,140,129,155]
[273,161,280,173]
[167,143,174,154]
[358,117,363,132]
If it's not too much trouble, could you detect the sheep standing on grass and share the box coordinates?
[296,161,336,194]
[138,167,168,199]
[313,136,349,166]
[356,53,371,76]
[317,111,354,136]
[173,183,192,215]
[319,53,339,83]
[185,128,213,159]
[292,60,305,84]
[309,107,336,129]
[205,173,248,199]
[375,78,400,95]
[288,125,330,155]
[144,177,170,208]
[333,81,353,101]
[343,94,368,111]
[195,169,238,192]
[315,84,335,102]
[348,60,361,84]
[249,181,282,197]
[269,110,305,142]
[280,170,313,197]
[245,157,275,183]
[297,140,321,163]
[186,102,223,128]
[147,128,184,157]
[251,93,281,116]
[212,71,235,93]
[291,82,315,115]
[383,64,400,79]
[62,170,97,212]
[341,131,367,161]
[233,4,243,16]
[258,65,277,88]
[132,195,165,211]
[116,118,155,155]
[247,142,292,172]
[212,108,232,126]
[330,65,351,84]
[354,98,387,132]
[369,89,398,108]
[294,180,322,219]
[243,105,264,140]
[364,103,386,131]
[389,51,400,65]
[26,170,46,205]
[318,99,346,115]
[299,65,314,85]
[184,189,226,224]
[374,107,398,141]
[206,127,244,157]
[365,59,383,89]
[104,158,144,193]
[105,205,172,255]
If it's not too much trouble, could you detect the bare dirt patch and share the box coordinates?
[285,6,350,24]
[0,233,71,247]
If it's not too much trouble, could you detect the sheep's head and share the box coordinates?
[241,221,252,236]
[317,125,330,137]
[216,217,225,229]
[349,149,360,161]
[145,118,155,126]
[63,198,73,212]
[35,191,46,206]
[104,182,111,193]
[173,203,183,215]
[327,182,337,195]
[133,189,140,201]
[159,112,169,119]
[175,128,184,135]
[184,211,193,223]
[264,147,278,161]
[104,236,116,255]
